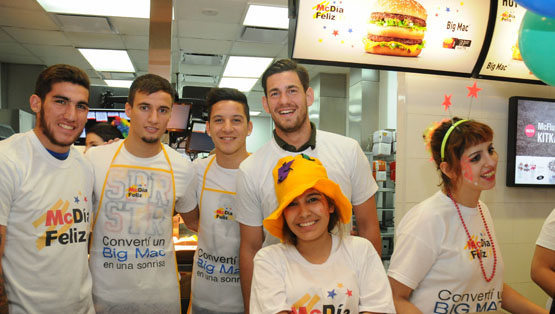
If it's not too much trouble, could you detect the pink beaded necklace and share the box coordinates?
[448,192,497,282]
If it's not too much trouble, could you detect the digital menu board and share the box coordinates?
[478,1,541,82]
[506,96,555,187]
[290,0,492,76]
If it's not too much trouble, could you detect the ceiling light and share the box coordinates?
[243,5,288,29]
[105,80,133,88]
[78,48,135,72]
[223,56,273,78]
[250,111,261,116]
[37,0,150,18]
[219,77,258,92]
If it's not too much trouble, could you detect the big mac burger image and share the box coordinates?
[364,0,428,57]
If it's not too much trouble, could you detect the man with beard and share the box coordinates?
[0,64,95,313]
[85,74,198,314]
[236,59,382,312]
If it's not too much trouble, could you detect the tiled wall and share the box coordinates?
[395,72,555,307]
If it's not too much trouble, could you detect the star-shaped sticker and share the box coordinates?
[84,196,88,202]
[346,289,353,297]
[337,283,344,288]
[348,28,353,33]
[333,30,339,36]
[466,82,482,98]
[446,7,451,12]
[327,289,337,299]
[442,94,452,111]
[74,196,80,203]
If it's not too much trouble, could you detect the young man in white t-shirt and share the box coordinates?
[86,74,198,314]
[0,64,95,313]
[235,59,382,312]
[189,88,252,314]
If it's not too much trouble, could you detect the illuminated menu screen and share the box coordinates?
[478,1,540,81]
[507,97,555,187]
[291,0,490,75]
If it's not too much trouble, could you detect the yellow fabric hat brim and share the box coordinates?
[263,178,352,241]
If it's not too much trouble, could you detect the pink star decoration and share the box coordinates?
[442,94,452,111]
[346,289,353,297]
[466,82,482,98]
[333,30,339,36]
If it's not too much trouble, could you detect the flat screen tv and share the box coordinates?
[506,96,555,187]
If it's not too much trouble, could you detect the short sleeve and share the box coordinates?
[350,143,378,206]
[354,238,396,314]
[234,167,264,226]
[537,208,555,251]
[174,157,198,214]
[250,247,290,314]
[388,208,444,289]
[0,156,19,226]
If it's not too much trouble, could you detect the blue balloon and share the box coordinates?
[515,0,555,18]
[519,11,555,86]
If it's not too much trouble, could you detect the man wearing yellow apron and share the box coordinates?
[86,74,198,314]
[188,88,252,314]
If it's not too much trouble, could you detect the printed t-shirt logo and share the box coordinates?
[32,191,90,250]
[214,206,234,221]
[291,282,354,314]
[463,231,493,260]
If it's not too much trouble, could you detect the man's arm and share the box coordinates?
[353,196,382,256]
[179,206,199,233]
[531,245,555,297]
[239,224,264,314]
[0,225,8,313]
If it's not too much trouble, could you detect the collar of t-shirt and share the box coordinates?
[46,148,70,160]
[273,121,317,152]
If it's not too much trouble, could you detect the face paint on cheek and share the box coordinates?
[461,156,474,183]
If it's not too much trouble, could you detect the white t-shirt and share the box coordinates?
[0,131,95,314]
[235,130,378,246]
[190,156,243,313]
[86,141,198,215]
[536,208,555,250]
[251,235,395,314]
[388,191,504,313]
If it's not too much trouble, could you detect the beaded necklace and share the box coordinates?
[448,193,497,282]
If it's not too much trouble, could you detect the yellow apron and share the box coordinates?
[189,155,243,313]
[89,141,180,314]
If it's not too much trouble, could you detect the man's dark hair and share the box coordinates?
[205,88,250,122]
[261,59,309,96]
[34,64,90,101]
[128,74,175,106]
[87,122,124,141]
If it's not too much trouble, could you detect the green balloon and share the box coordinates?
[519,11,555,86]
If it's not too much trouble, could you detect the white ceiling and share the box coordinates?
[0,0,350,113]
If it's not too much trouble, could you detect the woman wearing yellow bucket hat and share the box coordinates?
[250,154,395,314]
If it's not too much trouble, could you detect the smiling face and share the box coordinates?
[206,100,252,157]
[125,90,172,145]
[31,81,89,153]
[262,71,313,135]
[283,188,334,245]
[456,141,498,193]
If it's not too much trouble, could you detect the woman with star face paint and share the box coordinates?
[249,154,395,314]
[387,117,546,314]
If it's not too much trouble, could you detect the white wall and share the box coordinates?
[396,72,555,306]
[246,116,272,153]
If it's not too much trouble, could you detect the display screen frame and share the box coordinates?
[506,96,555,187]
[76,108,128,145]
[288,0,497,78]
